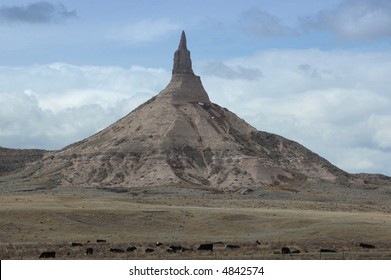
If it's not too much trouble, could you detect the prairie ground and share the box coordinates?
[1,184,391,259]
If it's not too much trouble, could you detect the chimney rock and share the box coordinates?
[172,31,194,74]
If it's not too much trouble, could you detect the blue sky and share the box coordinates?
[2,0,385,66]
[1,0,391,176]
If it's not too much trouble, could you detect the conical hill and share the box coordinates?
[29,31,353,190]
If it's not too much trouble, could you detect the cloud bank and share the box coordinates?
[201,49,391,175]
[0,1,76,24]
[300,0,391,41]
[0,64,169,149]
[233,1,391,42]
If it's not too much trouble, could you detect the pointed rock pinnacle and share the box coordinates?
[178,30,187,49]
[173,31,194,74]
[161,31,210,104]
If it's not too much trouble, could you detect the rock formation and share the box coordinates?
[163,31,210,105]
[19,31,387,190]
[172,31,193,74]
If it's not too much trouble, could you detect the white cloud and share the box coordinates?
[301,0,391,41]
[201,49,391,175]
[107,19,181,44]
[369,115,391,149]
[337,149,377,171]
[0,63,170,149]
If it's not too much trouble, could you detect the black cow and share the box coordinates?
[359,243,375,249]
[226,244,240,249]
[126,246,137,252]
[71,242,83,247]
[110,248,125,253]
[39,251,56,259]
[281,247,290,254]
[85,248,93,255]
[198,243,213,252]
[156,242,163,246]
[145,248,154,253]
[256,240,261,245]
[168,245,187,253]
[97,239,106,243]
[320,249,337,253]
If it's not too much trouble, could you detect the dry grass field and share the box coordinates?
[1,184,391,260]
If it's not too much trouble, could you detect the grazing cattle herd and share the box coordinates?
[35,240,379,259]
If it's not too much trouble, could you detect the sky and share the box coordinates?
[0,0,391,176]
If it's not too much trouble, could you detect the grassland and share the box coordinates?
[1,184,391,259]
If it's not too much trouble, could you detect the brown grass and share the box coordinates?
[1,185,391,259]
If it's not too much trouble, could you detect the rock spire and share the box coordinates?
[172,31,194,74]
[160,31,210,104]
[178,30,187,49]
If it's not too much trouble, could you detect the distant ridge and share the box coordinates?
[0,147,46,176]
